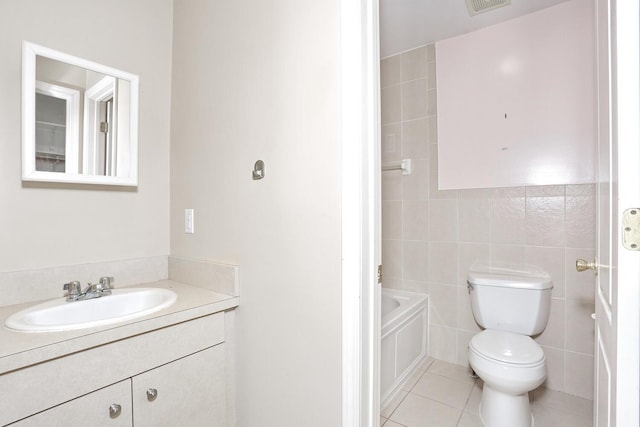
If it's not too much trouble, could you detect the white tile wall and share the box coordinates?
[381,44,596,400]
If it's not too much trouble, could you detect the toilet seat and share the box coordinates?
[469,329,544,366]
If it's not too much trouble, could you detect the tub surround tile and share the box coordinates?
[564,351,595,400]
[402,280,428,294]
[525,196,566,247]
[382,85,402,125]
[526,185,566,197]
[534,297,566,348]
[565,299,596,355]
[455,330,475,367]
[457,199,491,243]
[541,345,565,392]
[383,172,403,201]
[493,186,526,198]
[428,242,458,284]
[427,283,457,327]
[566,183,596,197]
[381,55,402,88]
[403,201,428,241]
[382,123,403,163]
[403,241,429,282]
[383,201,404,240]
[402,158,429,201]
[456,243,490,286]
[427,61,437,91]
[402,119,429,160]
[383,240,404,280]
[490,197,526,244]
[524,246,566,298]
[402,79,428,121]
[426,44,436,62]
[428,325,457,363]
[565,195,597,249]
[428,199,458,242]
[456,286,482,333]
[489,244,525,267]
[401,46,427,81]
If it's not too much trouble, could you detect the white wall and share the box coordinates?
[170,0,343,425]
[0,0,172,272]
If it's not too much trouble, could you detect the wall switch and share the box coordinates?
[184,209,194,234]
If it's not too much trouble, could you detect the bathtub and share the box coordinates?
[381,289,429,408]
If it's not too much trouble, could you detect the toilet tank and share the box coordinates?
[467,265,553,336]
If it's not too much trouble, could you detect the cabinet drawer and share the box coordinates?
[9,380,132,427]
[0,313,224,425]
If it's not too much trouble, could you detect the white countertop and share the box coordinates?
[0,280,239,375]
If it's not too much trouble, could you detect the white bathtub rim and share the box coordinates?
[381,288,428,338]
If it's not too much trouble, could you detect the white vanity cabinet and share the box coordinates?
[10,346,227,427]
[2,311,234,427]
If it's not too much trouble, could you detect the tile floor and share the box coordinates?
[381,358,593,427]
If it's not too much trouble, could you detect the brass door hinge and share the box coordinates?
[377,264,382,284]
[623,208,640,250]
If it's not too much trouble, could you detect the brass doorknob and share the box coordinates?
[576,259,598,274]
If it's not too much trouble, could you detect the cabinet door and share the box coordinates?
[132,344,226,427]
[10,380,132,427]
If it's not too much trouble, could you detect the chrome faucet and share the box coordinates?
[63,276,114,301]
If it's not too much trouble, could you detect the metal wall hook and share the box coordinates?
[252,160,265,180]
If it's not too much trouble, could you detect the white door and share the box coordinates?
[591,1,639,426]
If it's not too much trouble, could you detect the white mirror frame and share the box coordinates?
[22,41,139,186]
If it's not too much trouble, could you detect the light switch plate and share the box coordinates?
[185,209,194,234]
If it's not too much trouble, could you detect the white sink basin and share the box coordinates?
[5,288,177,333]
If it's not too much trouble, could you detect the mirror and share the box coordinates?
[22,41,139,186]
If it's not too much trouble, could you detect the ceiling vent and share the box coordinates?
[466,0,511,16]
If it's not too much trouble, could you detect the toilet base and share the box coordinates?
[479,384,533,427]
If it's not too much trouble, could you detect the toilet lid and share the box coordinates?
[470,330,544,365]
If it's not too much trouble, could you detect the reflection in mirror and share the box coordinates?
[23,41,139,186]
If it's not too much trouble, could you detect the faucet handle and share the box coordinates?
[94,276,114,294]
[98,276,115,288]
[63,281,82,299]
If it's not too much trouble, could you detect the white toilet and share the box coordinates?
[467,265,553,427]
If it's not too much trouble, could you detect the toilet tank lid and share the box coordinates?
[467,265,553,290]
